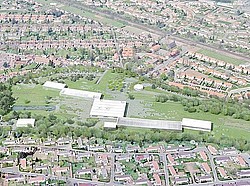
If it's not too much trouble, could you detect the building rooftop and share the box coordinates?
[90,99,126,118]
[182,118,212,131]
[43,81,66,90]
[60,88,102,99]
[117,117,182,130]
[104,122,117,129]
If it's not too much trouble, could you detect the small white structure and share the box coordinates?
[90,99,126,118]
[182,118,212,132]
[43,81,66,90]
[16,119,35,128]
[104,122,117,129]
[134,84,144,91]
[60,88,102,99]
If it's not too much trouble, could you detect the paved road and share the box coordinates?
[96,69,108,84]
[161,152,169,186]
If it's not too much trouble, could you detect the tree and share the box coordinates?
[151,84,156,89]
[0,83,15,115]
[128,94,135,100]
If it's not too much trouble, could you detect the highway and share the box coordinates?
[53,0,250,63]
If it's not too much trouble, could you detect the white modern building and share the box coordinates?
[60,88,102,99]
[90,99,127,118]
[181,118,212,132]
[16,119,35,128]
[43,81,66,90]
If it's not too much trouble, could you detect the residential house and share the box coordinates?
[95,154,109,166]
[167,154,177,165]
[215,157,230,165]
[4,174,25,184]
[116,154,132,162]
[153,173,161,186]
[126,145,140,153]
[208,145,217,155]
[199,151,208,161]
[236,156,247,167]
[115,163,123,174]
[75,169,92,178]
[115,175,132,182]
[174,177,189,185]
[135,154,150,162]
[217,167,227,179]
[178,151,195,159]
[168,166,177,176]
[201,162,211,173]
[134,178,149,185]
[223,148,238,155]
[151,161,160,173]
[27,176,45,185]
[237,170,250,178]
[197,174,213,183]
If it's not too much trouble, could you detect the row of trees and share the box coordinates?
[7,112,250,152]
[155,94,250,121]
[0,83,15,116]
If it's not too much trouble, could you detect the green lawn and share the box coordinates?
[64,70,121,98]
[12,84,59,105]
[147,101,250,140]
[198,49,246,65]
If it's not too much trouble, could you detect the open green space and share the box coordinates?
[12,84,59,106]
[141,99,250,140]
[198,49,246,65]
[10,69,250,141]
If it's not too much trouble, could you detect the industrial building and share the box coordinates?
[60,88,102,99]
[102,117,212,132]
[117,117,182,131]
[181,118,212,132]
[43,81,66,90]
[103,122,117,129]
[90,99,127,118]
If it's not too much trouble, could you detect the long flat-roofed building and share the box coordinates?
[117,117,182,131]
[182,118,212,132]
[90,99,126,118]
[43,81,66,90]
[60,88,102,99]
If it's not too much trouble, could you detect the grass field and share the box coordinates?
[13,84,59,105]
[198,49,246,65]
[149,101,250,140]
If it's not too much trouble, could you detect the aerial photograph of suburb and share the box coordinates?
[0,0,249,185]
